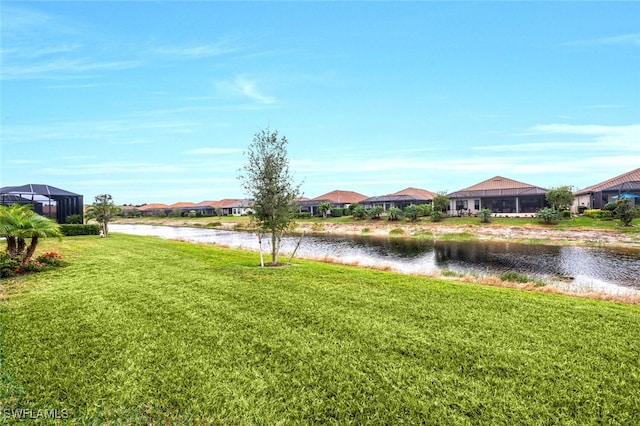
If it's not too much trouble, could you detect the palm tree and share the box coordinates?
[0,204,61,263]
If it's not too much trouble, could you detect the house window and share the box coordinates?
[456,200,468,210]
[474,200,480,210]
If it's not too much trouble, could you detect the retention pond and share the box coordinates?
[111,224,640,296]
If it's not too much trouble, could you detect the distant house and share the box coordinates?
[0,183,83,224]
[139,203,170,216]
[298,190,368,216]
[361,187,436,211]
[218,199,253,216]
[573,168,640,211]
[448,176,547,216]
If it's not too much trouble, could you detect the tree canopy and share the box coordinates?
[239,129,302,266]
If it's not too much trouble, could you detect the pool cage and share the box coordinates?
[0,184,83,224]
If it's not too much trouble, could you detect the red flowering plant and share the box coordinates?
[35,252,64,267]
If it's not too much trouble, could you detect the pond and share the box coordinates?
[110,224,640,296]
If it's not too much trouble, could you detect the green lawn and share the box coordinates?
[1,234,639,424]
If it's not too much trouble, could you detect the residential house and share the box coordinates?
[218,199,253,216]
[448,176,547,216]
[0,184,84,224]
[361,187,436,211]
[573,168,640,212]
[298,190,368,216]
[139,203,170,216]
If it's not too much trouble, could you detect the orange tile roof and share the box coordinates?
[168,202,196,208]
[312,190,369,204]
[393,187,437,199]
[139,203,169,211]
[575,168,640,195]
[459,176,543,191]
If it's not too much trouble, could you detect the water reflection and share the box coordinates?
[111,224,640,295]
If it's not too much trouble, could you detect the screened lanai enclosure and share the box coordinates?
[0,184,83,224]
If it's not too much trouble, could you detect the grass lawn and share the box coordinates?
[1,234,639,424]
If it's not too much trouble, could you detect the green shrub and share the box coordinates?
[0,252,20,278]
[577,206,588,215]
[65,214,83,224]
[584,209,601,218]
[561,210,571,219]
[430,210,444,222]
[60,224,101,236]
[387,208,403,221]
[536,208,559,224]
[361,228,370,234]
[479,208,492,223]
[331,208,344,217]
[295,212,312,219]
[603,202,617,212]
[389,228,405,235]
[597,210,613,220]
[352,206,368,220]
[35,252,65,267]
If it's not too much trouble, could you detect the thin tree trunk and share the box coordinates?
[258,232,264,267]
[22,236,38,264]
[288,232,305,265]
[271,231,278,265]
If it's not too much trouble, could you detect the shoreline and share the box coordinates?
[113,218,640,250]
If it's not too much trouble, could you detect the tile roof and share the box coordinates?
[139,203,169,211]
[312,190,369,204]
[575,168,640,195]
[393,187,437,200]
[449,176,547,198]
[168,202,196,208]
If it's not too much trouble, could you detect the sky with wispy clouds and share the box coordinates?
[1,2,639,204]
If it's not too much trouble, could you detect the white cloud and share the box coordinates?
[153,38,240,59]
[565,33,640,47]
[217,76,276,105]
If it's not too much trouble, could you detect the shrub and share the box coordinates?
[60,224,101,236]
[361,228,370,234]
[404,205,419,221]
[65,214,83,224]
[536,208,559,224]
[369,206,384,220]
[479,208,492,223]
[389,228,405,235]
[597,210,613,220]
[295,212,312,219]
[561,210,571,219]
[352,206,368,220]
[577,206,588,215]
[0,252,20,278]
[603,202,617,212]
[584,209,601,218]
[35,252,64,267]
[430,210,444,222]
[331,208,344,218]
[387,208,403,221]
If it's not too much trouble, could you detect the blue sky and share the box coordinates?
[1,2,639,205]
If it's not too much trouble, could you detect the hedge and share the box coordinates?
[60,224,101,236]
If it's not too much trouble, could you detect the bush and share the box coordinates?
[60,224,101,236]
[66,214,83,224]
[536,208,559,224]
[577,206,588,215]
[430,210,444,222]
[0,252,20,278]
[603,202,617,212]
[479,208,492,223]
[584,209,601,218]
[352,206,368,220]
[387,208,403,221]
[561,210,571,219]
[35,252,65,267]
[331,208,344,218]
[295,212,312,219]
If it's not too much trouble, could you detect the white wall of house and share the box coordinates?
[450,198,481,216]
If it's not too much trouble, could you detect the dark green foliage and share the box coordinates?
[603,202,618,212]
[369,206,384,220]
[432,192,449,212]
[561,210,571,219]
[430,210,444,222]
[330,208,344,217]
[386,207,403,221]
[404,205,419,221]
[352,206,368,220]
[65,214,83,224]
[0,252,19,277]
[613,199,638,226]
[577,206,588,214]
[545,186,575,211]
[60,224,101,236]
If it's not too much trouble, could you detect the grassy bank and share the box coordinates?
[1,234,640,424]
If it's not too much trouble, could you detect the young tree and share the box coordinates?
[317,202,332,219]
[92,194,119,237]
[613,198,637,227]
[239,128,302,266]
[546,186,575,211]
[432,192,450,213]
